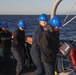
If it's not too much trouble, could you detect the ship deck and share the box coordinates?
[0,59,75,75]
[0,59,35,75]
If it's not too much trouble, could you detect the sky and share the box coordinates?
[0,0,76,15]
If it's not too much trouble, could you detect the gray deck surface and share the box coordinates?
[0,59,75,75]
[0,59,35,75]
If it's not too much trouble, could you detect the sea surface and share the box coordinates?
[0,15,76,41]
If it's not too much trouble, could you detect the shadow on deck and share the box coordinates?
[0,59,36,75]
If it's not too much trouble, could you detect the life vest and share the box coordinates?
[70,48,76,69]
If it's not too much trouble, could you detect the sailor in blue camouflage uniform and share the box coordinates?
[0,22,2,32]
[40,16,62,75]
[12,20,27,75]
[0,22,12,74]
[0,22,3,73]
[30,14,48,75]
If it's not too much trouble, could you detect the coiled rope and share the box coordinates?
[62,0,76,27]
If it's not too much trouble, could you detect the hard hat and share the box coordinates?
[2,22,8,28]
[17,20,27,28]
[48,16,62,27]
[38,13,48,21]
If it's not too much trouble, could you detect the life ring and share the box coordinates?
[70,48,76,69]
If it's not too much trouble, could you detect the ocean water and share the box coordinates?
[0,15,76,41]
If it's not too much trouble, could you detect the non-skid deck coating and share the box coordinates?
[0,59,35,75]
[0,59,75,75]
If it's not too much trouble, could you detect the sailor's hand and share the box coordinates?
[73,40,76,43]
[63,54,66,57]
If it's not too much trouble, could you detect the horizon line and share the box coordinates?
[0,14,75,15]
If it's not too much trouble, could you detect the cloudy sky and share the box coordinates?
[0,0,76,15]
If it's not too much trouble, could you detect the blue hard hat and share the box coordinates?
[38,13,48,21]
[2,22,8,28]
[17,20,27,28]
[48,16,62,27]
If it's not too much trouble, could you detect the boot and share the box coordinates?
[16,72,20,75]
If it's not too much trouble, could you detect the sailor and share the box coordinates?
[0,22,3,73]
[0,22,2,45]
[0,22,12,74]
[30,13,48,75]
[40,16,62,75]
[25,42,32,67]
[0,21,2,43]
[0,22,2,32]
[12,20,27,75]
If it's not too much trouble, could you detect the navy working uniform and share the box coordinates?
[0,22,12,74]
[40,16,62,75]
[30,14,48,75]
[0,22,2,42]
[12,20,26,75]
[0,22,3,73]
[25,42,32,67]
[30,25,44,75]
